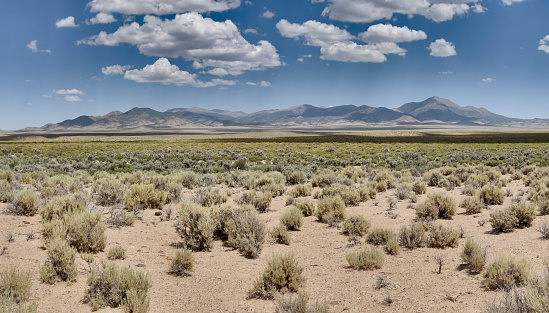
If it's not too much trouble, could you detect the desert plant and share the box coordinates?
[84,261,151,311]
[106,207,135,227]
[480,184,505,205]
[316,195,346,223]
[40,238,77,284]
[248,253,304,300]
[40,194,86,222]
[398,222,425,249]
[175,200,214,251]
[341,214,371,242]
[483,254,531,291]
[92,177,127,206]
[537,220,549,239]
[461,237,486,273]
[286,171,307,185]
[294,198,315,217]
[64,211,107,253]
[0,267,32,304]
[412,180,427,195]
[123,184,166,211]
[507,200,536,229]
[289,184,312,198]
[106,246,126,260]
[366,228,396,246]
[459,196,484,215]
[194,186,228,207]
[346,246,384,271]
[9,190,40,216]
[415,192,457,220]
[274,291,331,313]
[385,236,400,255]
[238,190,272,212]
[270,224,291,245]
[280,207,304,231]
[427,224,459,249]
[490,209,519,233]
[168,249,194,277]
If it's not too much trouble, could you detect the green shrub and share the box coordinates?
[490,209,518,233]
[92,177,127,206]
[64,211,106,253]
[341,214,370,242]
[480,184,505,205]
[168,249,194,277]
[40,194,86,222]
[289,184,312,198]
[294,198,314,217]
[366,228,395,246]
[508,200,536,229]
[425,169,445,187]
[412,181,427,195]
[461,237,485,273]
[0,179,13,203]
[416,192,456,220]
[483,254,531,291]
[316,195,346,223]
[106,246,126,260]
[238,190,272,212]
[40,239,77,284]
[459,196,484,215]
[0,267,32,303]
[398,223,425,249]
[248,253,304,300]
[274,291,330,313]
[270,225,291,245]
[320,184,360,206]
[9,190,40,216]
[84,261,151,311]
[194,187,228,207]
[346,246,384,271]
[123,184,166,211]
[175,200,214,251]
[280,207,304,231]
[427,224,459,249]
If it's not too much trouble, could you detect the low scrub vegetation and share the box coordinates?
[482,254,531,291]
[346,246,384,270]
[248,253,304,300]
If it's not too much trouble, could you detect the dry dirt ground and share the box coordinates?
[1,179,548,313]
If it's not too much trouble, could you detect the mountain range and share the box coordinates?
[21,96,549,131]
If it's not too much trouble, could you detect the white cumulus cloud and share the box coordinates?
[502,0,524,5]
[261,9,275,18]
[64,95,81,101]
[244,28,258,34]
[102,65,132,75]
[56,16,78,28]
[27,40,39,53]
[359,24,427,43]
[246,80,271,87]
[277,19,354,47]
[55,89,85,95]
[539,35,549,53]
[123,58,237,87]
[320,42,388,63]
[88,13,117,24]
[428,38,456,57]
[79,13,281,76]
[87,0,241,15]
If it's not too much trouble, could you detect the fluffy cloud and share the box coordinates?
[79,13,281,76]
[55,89,85,95]
[27,40,38,53]
[56,16,78,28]
[246,81,271,87]
[244,28,258,34]
[471,3,486,13]
[502,0,524,5]
[320,42,388,63]
[539,35,549,53]
[319,0,479,23]
[359,24,427,43]
[64,95,81,102]
[88,13,117,24]
[261,9,275,18]
[297,54,313,62]
[102,65,132,75]
[204,68,230,76]
[428,38,456,57]
[123,58,237,87]
[276,19,354,47]
[87,0,241,14]
[482,78,494,83]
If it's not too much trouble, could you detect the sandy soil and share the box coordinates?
[1,179,548,313]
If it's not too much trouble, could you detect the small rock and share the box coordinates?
[136,264,146,267]
[155,211,162,216]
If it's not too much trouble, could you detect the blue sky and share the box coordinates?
[1,0,548,130]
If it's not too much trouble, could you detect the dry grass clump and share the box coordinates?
[175,200,214,251]
[316,195,346,223]
[274,291,330,313]
[459,196,484,215]
[415,192,457,220]
[341,214,371,243]
[106,246,126,260]
[0,267,32,304]
[280,207,304,231]
[294,198,314,217]
[238,190,272,212]
[427,224,459,249]
[248,253,304,300]
[346,246,384,271]
[92,177,127,206]
[123,184,166,211]
[537,220,549,239]
[425,169,445,187]
[8,189,40,216]
[288,184,312,198]
[168,249,194,277]
[366,228,396,246]
[270,224,291,245]
[39,238,78,284]
[479,184,505,205]
[84,261,151,312]
[398,222,425,249]
[194,186,228,207]
[461,237,486,273]
[482,254,531,291]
